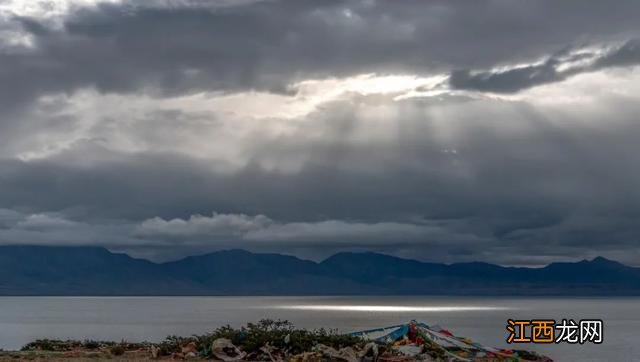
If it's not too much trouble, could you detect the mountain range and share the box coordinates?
[1,245,639,295]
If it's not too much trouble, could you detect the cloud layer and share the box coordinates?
[1,0,640,265]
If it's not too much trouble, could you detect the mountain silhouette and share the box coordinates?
[1,246,639,295]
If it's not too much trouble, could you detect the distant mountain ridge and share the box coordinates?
[1,246,639,295]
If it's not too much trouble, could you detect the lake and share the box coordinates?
[0,296,637,361]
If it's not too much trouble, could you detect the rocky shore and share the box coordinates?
[0,320,551,361]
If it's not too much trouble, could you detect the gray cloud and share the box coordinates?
[2,0,640,107]
[1,0,640,265]
[450,40,640,93]
[1,89,640,264]
[0,208,136,248]
[135,213,474,246]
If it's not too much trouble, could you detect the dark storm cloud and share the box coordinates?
[449,39,640,93]
[2,0,640,264]
[1,93,640,264]
[594,38,640,68]
[449,53,575,94]
[2,0,640,109]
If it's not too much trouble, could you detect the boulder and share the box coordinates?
[211,338,247,361]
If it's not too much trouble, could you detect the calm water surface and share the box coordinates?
[0,296,637,361]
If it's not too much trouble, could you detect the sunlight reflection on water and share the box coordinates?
[273,305,513,312]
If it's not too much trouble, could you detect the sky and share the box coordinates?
[1,0,640,265]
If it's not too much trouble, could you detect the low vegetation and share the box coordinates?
[17,319,368,359]
[10,319,550,361]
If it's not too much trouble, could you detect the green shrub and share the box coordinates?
[21,319,365,358]
[152,319,364,357]
[110,345,125,356]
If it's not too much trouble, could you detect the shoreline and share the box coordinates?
[0,319,551,361]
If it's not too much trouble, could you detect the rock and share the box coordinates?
[171,352,185,359]
[185,351,197,359]
[339,347,358,362]
[393,344,422,357]
[211,338,247,361]
[259,343,284,362]
[150,345,160,359]
[181,342,197,355]
[313,344,358,362]
[290,352,323,362]
[378,353,415,362]
[358,342,379,359]
[414,353,436,361]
